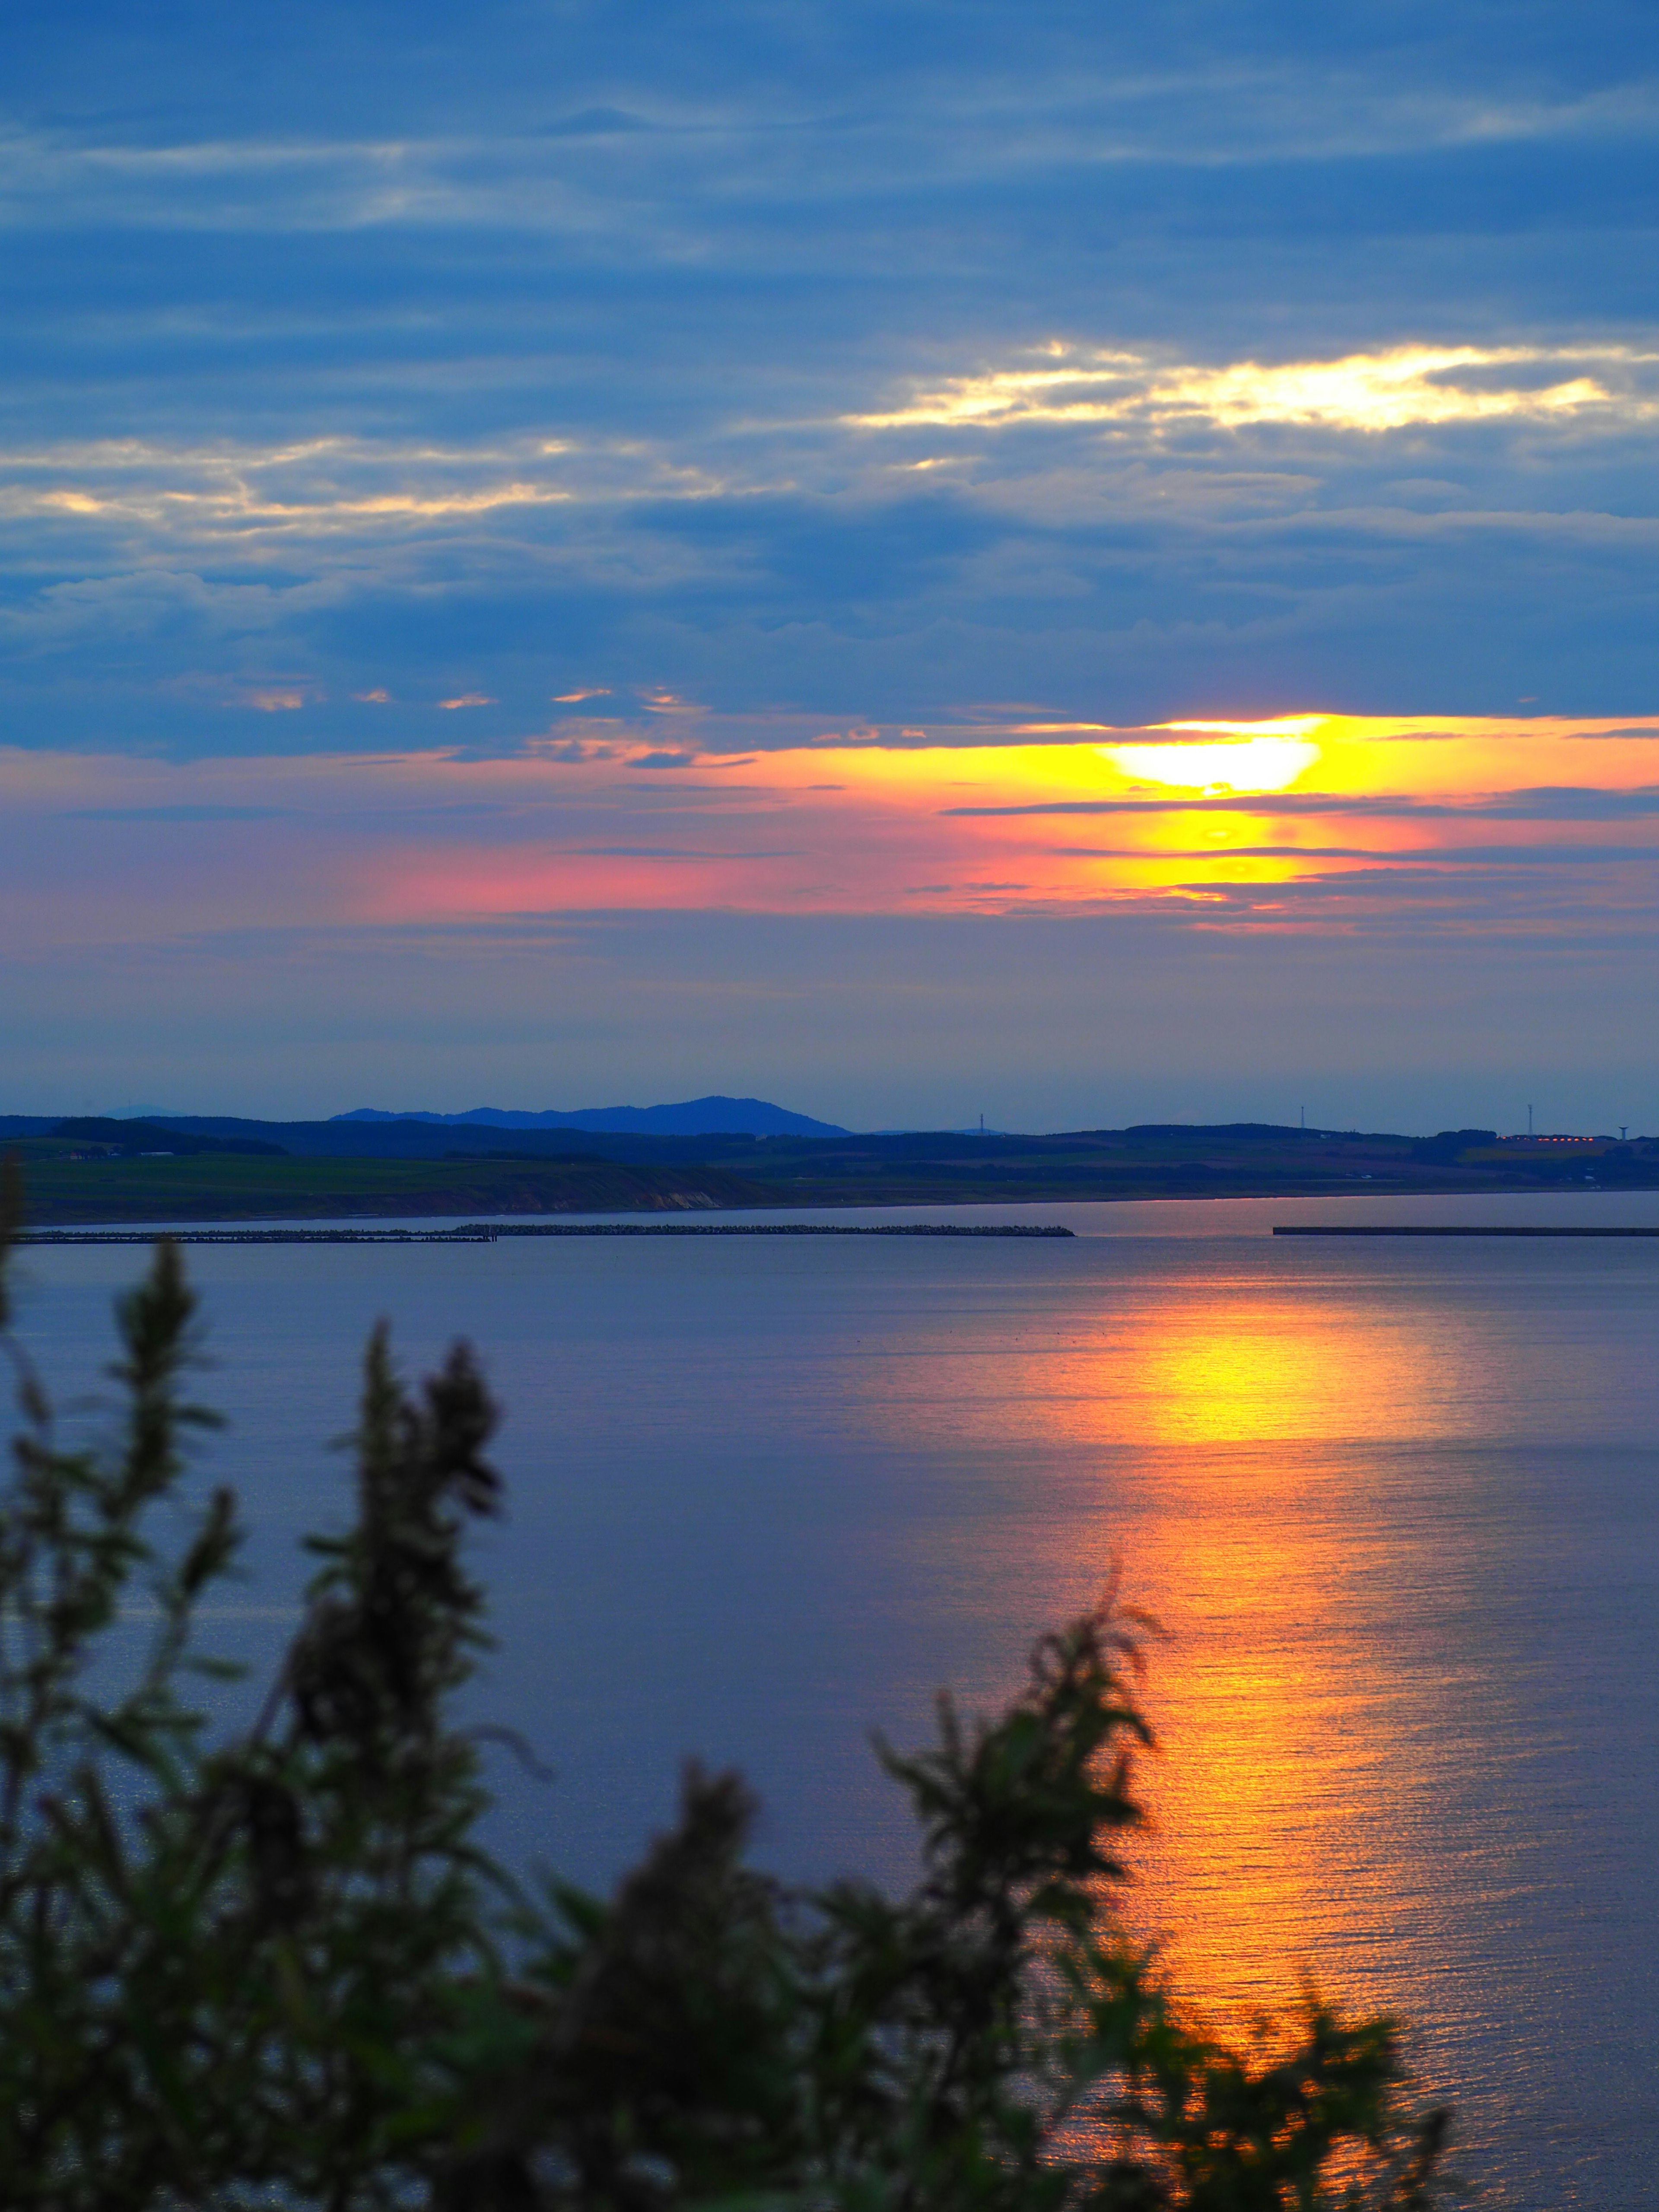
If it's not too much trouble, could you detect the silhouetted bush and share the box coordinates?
[0,1172,1452,2208]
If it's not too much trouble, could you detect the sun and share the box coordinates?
[1102,715,1324,794]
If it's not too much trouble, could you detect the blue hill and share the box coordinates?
[333,1095,850,1138]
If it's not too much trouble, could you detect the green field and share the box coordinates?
[6,1150,770,1226]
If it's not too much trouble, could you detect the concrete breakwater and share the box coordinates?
[1274,1224,1659,1237]
[17,1221,1076,1246]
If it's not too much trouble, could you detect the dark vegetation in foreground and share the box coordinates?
[0,1179,1453,2207]
[4,1110,1658,1223]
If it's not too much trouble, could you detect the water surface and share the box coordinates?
[9,1189,1658,2208]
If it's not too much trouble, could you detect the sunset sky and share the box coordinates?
[5,3,1659,1128]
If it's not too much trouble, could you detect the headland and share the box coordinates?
[3,1115,1656,1227]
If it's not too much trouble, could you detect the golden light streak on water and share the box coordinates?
[839,1260,1500,2045]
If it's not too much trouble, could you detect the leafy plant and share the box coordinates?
[0,1173,1453,2208]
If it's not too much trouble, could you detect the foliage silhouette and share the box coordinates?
[0,1171,1452,2208]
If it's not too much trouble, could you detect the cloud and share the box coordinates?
[4,721,1658,955]
[63,804,295,822]
[944,785,1659,822]
[637,689,705,714]
[5,318,1659,755]
[6,3,1659,1127]
[2,8,1659,761]
[846,343,1659,437]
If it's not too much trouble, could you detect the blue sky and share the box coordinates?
[3,3,1659,1126]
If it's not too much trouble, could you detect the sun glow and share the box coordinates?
[1157,717,1325,738]
[1103,735,1320,793]
[9,711,1659,944]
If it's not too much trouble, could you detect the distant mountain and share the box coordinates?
[332,1095,851,1138]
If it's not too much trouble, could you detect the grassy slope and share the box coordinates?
[12,1154,771,1226]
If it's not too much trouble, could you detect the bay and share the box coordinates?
[7,1187,1659,2209]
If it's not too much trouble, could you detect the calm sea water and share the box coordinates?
[9,1189,1659,2208]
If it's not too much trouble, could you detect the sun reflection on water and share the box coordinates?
[1046,1287,1466,2025]
[850,1262,1493,2044]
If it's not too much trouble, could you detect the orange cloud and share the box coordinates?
[6,713,1659,949]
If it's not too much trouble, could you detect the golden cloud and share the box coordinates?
[847,342,1659,436]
